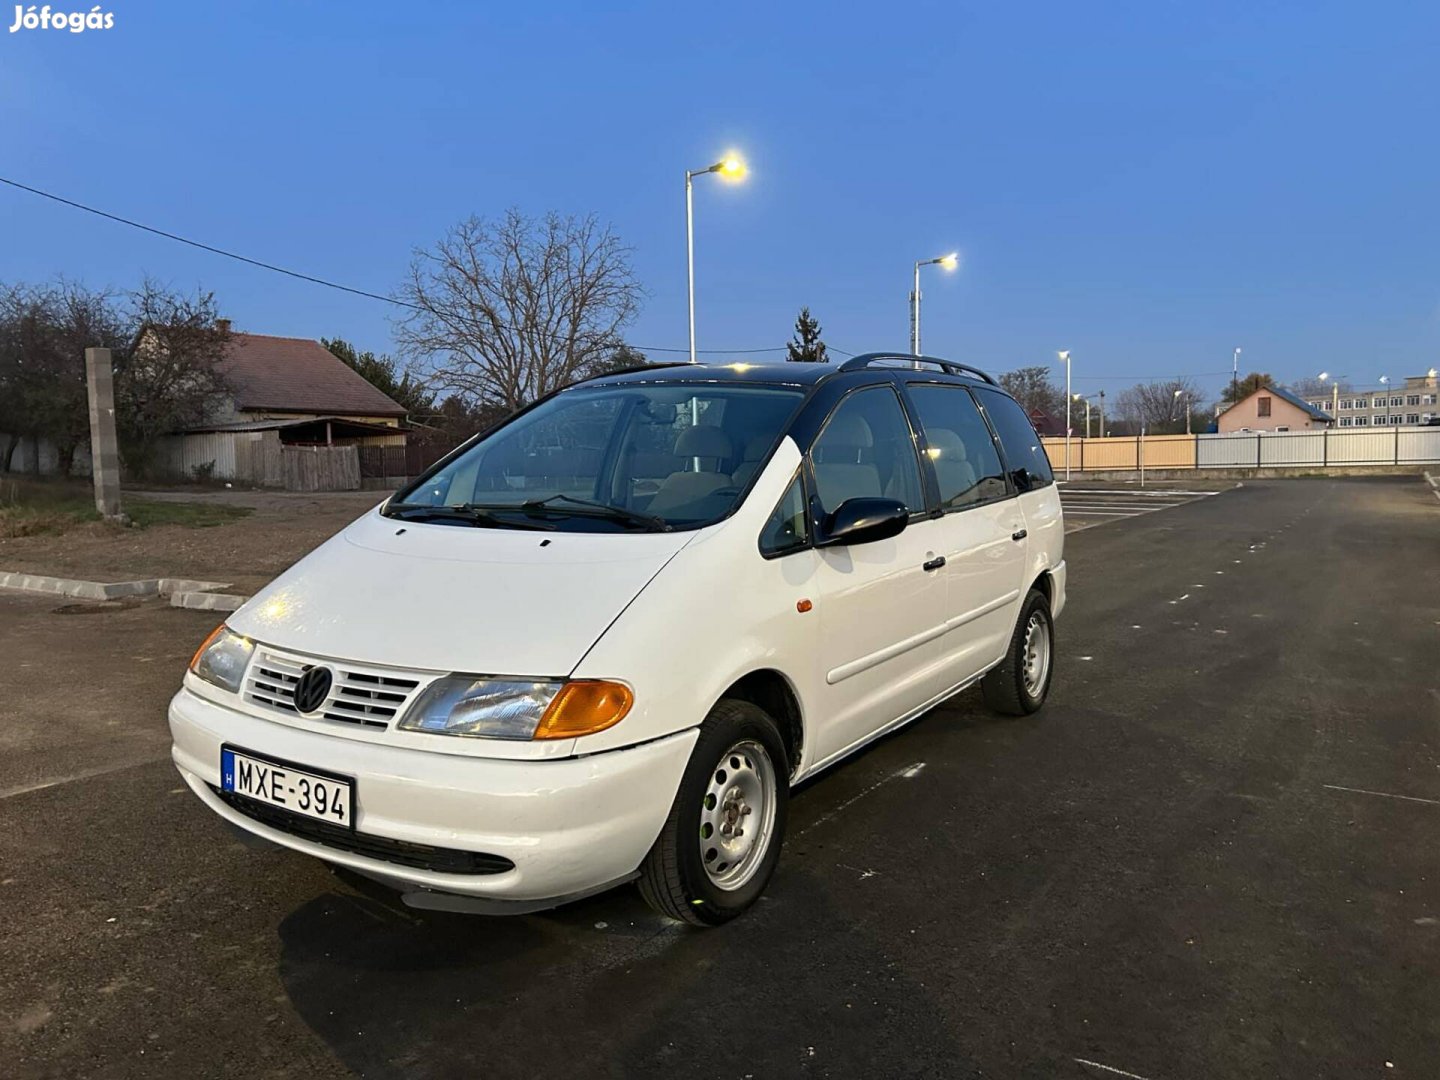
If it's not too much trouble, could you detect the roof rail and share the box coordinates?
[836,352,998,385]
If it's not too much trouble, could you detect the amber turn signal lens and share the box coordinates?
[533,680,634,740]
[189,624,227,671]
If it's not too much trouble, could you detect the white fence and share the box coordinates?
[1198,427,1440,469]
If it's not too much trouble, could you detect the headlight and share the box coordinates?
[398,677,633,740]
[189,625,255,694]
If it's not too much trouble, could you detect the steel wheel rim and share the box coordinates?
[1022,611,1051,698]
[699,739,777,891]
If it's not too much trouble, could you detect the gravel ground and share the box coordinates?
[0,489,383,595]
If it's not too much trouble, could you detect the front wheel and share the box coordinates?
[981,588,1054,716]
[638,699,788,926]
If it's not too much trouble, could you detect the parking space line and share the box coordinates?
[1074,1057,1159,1079]
[1322,784,1440,807]
[0,756,167,800]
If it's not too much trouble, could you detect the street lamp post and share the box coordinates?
[910,252,958,358]
[1379,375,1391,426]
[1173,389,1191,434]
[1058,351,1072,480]
[1318,371,1348,427]
[685,154,746,364]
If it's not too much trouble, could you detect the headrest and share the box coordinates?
[742,435,772,461]
[675,425,733,459]
[823,413,874,447]
[926,428,967,461]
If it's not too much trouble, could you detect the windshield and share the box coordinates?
[388,383,806,532]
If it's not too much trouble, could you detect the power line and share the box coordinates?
[0,174,787,357]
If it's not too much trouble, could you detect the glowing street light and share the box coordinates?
[685,152,747,363]
[910,252,959,357]
[1318,371,1349,426]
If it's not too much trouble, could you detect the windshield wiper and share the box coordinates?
[386,504,555,530]
[516,494,672,532]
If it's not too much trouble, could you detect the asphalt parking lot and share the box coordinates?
[2,476,1438,1079]
[1058,483,1225,532]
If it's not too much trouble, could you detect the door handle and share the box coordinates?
[1011,529,1027,541]
[923,556,946,572]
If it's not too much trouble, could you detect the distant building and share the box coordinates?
[1304,372,1439,429]
[1217,385,1332,433]
[144,324,410,485]
[178,324,409,447]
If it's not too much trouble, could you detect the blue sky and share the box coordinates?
[3,1,1438,401]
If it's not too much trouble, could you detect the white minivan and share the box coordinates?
[171,354,1066,925]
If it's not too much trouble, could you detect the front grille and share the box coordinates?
[245,648,423,730]
[212,787,515,875]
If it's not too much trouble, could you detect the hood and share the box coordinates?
[228,508,696,674]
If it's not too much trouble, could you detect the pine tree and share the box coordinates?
[785,307,829,363]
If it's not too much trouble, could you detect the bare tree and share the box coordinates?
[118,282,232,475]
[997,366,1064,421]
[0,280,128,475]
[1114,378,1206,434]
[1289,375,1350,403]
[394,209,643,413]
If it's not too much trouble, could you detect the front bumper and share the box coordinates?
[169,687,697,904]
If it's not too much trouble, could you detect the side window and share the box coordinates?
[906,385,1008,509]
[759,473,808,557]
[810,387,924,514]
[974,389,1055,489]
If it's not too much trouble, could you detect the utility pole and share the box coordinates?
[1232,347,1241,406]
[85,347,123,521]
[1098,389,1106,436]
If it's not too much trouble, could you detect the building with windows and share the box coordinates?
[1306,372,1439,428]
[1217,385,1332,433]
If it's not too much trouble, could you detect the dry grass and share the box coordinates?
[0,477,250,537]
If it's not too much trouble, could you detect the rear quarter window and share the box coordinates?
[973,388,1055,488]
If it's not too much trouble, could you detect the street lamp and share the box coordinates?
[1317,371,1348,426]
[685,153,747,364]
[1173,389,1191,434]
[910,252,959,357]
[1073,393,1096,439]
[1379,375,1391,426]
[1058,350,1072,480]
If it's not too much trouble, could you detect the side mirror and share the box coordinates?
[1011,467,1033,492]
[819,497,909,547]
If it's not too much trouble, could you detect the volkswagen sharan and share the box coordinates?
[170,353,1066,925]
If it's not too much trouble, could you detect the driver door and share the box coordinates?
[807,385,951,766]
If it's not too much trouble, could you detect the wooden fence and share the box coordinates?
[280,445,360,491]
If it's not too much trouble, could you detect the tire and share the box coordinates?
[981,588,1054,716]
[638,699,789,926]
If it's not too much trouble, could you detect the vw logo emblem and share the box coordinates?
[293,666,333,714]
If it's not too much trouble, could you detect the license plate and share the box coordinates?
[220,745,355,830]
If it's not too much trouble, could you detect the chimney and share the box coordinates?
[215,318,232,333]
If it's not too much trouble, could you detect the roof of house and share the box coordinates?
[217,333,407,417]
[184,416,407,435]
[1220,384,1333,422]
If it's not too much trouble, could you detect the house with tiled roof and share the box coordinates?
[1217,384,1333,433]
[148,324,410,487]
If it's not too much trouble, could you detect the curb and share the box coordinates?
[0,571,246,607]
[169,591,249,612]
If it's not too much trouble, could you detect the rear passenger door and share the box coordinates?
[904,382,1029,685]
[806,385,952,765]
[972,388,1064,592]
